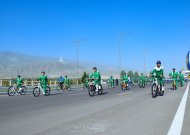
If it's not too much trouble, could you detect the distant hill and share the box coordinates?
[0,52,119,78]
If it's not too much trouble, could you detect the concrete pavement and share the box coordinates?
[0,83,189,135]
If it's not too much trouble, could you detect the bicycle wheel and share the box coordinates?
[152,83,158,98]
[88,86,95,97]
[159,85,164,96]
[8,86,15,96]
[33,87,40,97]
[98,85,103,95]
[20,86,27,95]
[45,86,51,96]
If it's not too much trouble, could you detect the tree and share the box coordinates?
[120,70,126,78]
[134,72,139,83]
[128,70,134,78]
[81,72,89,83]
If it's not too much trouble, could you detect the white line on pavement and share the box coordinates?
[167,83,190,135]
[68,92,87,96]
[117,91,134,96]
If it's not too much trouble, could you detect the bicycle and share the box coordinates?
[152,77,164,98]
[88,79,103,97]
[107,81,114,89]
[56,82,65,92]
[8,83,27,96]
[33,82,51,97]
[121,81,129,91]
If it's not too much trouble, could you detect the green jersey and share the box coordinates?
[90,71,101,85]
[38,75,48,85]
[64,77,70,85]
[109,77,114,82]
[179,73,184,80]
[17,77,23,85]
[152,67,164,79]
[169,71,178,79]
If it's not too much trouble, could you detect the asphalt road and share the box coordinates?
[0,83,189,135]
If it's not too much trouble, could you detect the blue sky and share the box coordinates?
[0,0,190,74]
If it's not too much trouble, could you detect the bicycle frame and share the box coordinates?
[37,83,45,93]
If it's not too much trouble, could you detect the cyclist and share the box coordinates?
[64,76,71,91]
[108,76,114,88]
[90,67,102,91]
[58,76,64,89]
[139,73,146,87]
[121,74,129,86]
[179,71,184,87]
[169,68,179,89]
[17,75,23,92]
[151,61,164,91]
[38,71,48,94]
[128,75,133,87]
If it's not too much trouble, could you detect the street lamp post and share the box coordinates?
[73,38,87,85]
[118,33,131,77]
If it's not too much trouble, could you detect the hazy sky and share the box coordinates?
[0,0,190,73]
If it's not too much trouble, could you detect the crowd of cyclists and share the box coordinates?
[7,60,187,97]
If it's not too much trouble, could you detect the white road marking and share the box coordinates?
[167,83,189,135]
[117,91,134,96]
[68,92,87,96]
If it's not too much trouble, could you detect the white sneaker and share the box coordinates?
[162,87,164,91]
[18,88,22,92]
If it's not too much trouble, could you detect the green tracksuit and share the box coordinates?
[38,75,48,93]
[108,77,114,87]
[90,71,101,85]
[121,75,128,84]
[64,77,71,89]
[17,77,23,89]
[179,73,185,87]
[169,71,179,88]
[152,67,164,85]
[139,75,146,87]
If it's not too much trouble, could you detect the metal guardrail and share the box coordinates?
[0,79,60,87]
[0,79,107,87]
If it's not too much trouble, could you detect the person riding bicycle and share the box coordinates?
[139,73,146,87]
[90,67,102,92]
[179,71,184,87]
[128,75,133,87]
[58,76,64,89]
[121,74,129,86]
[108,76,114,88]
[151,61,164,91]
[169,68,179,89]
[38,71,48,95]
[64,76,71,90]
[17,75,23,92]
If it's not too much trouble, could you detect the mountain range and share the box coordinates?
[0,52,119,78]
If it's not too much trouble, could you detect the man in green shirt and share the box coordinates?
[179,71,185,87]
[169,68,179,89]
[64,76,71,90]
[139,73,146,87]
[151,61,164,91]
[108,76,114,88]
[17,75,23,92]
[90,67,102,91]
[38,71,48,94]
